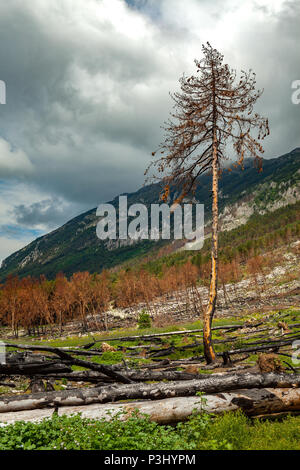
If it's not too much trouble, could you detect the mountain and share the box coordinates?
[1,148,300,280]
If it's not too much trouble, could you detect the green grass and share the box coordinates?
[3,307,299,367]
[1,307,300,449]
[196,411,300,450]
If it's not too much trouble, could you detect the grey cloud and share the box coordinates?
[0,0,179,207]
[12,197,81,230]
[233,0,300,157]
[0,0,298,262]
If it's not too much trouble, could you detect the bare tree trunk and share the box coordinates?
[203,128,219,364]
[11,310,15,337]
[104,310,108,331]
[59,311,63,336]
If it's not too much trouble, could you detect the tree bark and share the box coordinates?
[203,126,219,364]
[83,324,255,346]
[0,362,72,375]
[1,388,300,425]
[225,337,300,356]
[3,343,132,384]
[0,372,299,413]
[35,369,207,383]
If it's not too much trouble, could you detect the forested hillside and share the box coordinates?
[0,148,299,280]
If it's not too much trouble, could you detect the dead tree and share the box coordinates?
[146,42,269,363]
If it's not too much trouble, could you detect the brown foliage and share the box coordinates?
[0,271,111,335]
[257,353,284,373]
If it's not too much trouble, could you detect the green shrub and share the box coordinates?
[137,311,151,329]
[0,412,192,451]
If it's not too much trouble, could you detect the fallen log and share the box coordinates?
[4,343,103,357]
[187,337,300,363]
[45,364,255,383]
[0,362,72,375]
[3,343,132,384]
[137,333,300,362]
[36,369,206,383]
[225,337,300,356]
[1,388,300,425]
[85,323,262,346]
[0,382,16,388]
[0,372,299,413]
[234,333,300,349]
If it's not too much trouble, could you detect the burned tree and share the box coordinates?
[146,43,269,363]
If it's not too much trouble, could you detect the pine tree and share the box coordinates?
[146,43,269,363]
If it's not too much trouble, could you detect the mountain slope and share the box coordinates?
[1,148,299,280]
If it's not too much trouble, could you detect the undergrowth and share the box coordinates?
[1,410,300,450]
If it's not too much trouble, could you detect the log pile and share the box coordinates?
[0,372,299,413]
[0,315,299,425]
[1,388,300,426]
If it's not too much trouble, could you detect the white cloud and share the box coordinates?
[0,138,33,177]
[0,237,33,266]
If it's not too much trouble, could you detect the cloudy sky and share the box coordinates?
[0,0,299,262]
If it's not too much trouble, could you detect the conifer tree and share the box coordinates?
[146,43,269,363]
